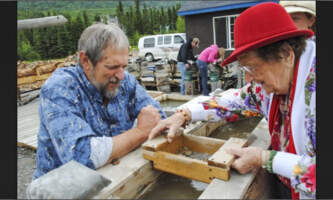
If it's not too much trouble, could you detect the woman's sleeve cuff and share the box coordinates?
[183,103,207,122]
[272,151,301,178]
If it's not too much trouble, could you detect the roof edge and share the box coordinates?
[177,0,280,16]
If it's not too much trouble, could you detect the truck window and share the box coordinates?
[144,38,155,48]
[157,36,163,45]
[164,35,172,45]
[174,35,184,44]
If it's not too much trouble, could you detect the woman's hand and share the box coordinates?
[148,112,186,143]
[225,146,263,174]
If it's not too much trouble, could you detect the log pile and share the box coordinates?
[17,53,77,93]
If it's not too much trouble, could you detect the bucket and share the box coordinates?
[184,71,193,81]
[209,72,220,82]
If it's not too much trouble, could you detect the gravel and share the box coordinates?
[17,147,36,199]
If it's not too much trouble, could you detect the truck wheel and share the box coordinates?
[145,53,154,62]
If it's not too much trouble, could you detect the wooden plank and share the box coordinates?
[208,137,248,168]
[17,72,52,85]
[142,133,183,154]
[199,119,271,199]
[183,133,226,154]
[153,151,230,183]
[94,148,162,199]
[185,120,226,137]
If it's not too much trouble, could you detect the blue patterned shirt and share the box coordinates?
[33,64,165,179]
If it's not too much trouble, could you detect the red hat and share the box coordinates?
[222,2,313,66]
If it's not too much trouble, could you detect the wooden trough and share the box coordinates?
[18,90,271,199]
[142,132,248,183]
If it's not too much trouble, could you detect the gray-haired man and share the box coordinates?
[33,23,165,179]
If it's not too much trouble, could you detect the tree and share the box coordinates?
[134,0,143,34]
[176,16,185,33]
[142,4,150,34]
[72,13,85,51]
[94,13,101,23]
[159,7,167,33]
[18,32,41,61]
[82,10,90,28]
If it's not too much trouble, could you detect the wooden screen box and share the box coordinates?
[142,132,247,183]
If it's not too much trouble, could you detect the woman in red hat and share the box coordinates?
[149,2,315,199]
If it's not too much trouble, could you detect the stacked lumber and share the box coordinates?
[17,53,77,93]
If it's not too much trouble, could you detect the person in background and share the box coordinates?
[33,23,165,179]
[149,3,315,199]
[196,45,225,95]
[280,1,316,41]
[177,37,200,95]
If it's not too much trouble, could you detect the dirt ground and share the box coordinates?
[17,147,36,199]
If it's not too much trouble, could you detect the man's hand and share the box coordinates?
[149,112,185,143]
[224,146,262,174]
[185,63,190,69]
[136,105,161,138]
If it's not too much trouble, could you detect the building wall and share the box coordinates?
[184,8,247,58]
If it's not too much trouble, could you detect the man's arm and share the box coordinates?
[106,105,161,162]
[40,87,160,169]
[127,73,166,119]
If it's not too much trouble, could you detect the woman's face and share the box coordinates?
[290,12,315,31]
[238,49,295,95]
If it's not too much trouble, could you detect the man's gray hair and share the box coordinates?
[78,23,129,66]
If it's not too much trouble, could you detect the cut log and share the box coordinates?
[18,15,68,30]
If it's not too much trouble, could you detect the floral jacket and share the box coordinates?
[184,40,316,199]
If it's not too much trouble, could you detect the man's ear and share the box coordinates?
[79,51,90,70]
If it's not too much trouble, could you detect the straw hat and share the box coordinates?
[192,37,200,48]
[280,1,316,16]
[222,2,313,66]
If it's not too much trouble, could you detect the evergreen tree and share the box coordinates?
[55,25,69,58]
[159,7,166,33]
[18,31,41,61]
[47,26,59,59]
[94,13,101,23]
[82,10,90,28]
[176,16,185,33]
[171,6,177,30]
[72,13,85,52]
[135,0,143,34]
[167,7,173,31]
[142,4,150,34]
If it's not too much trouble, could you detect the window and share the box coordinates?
[143,38,155,48]
[157,36,163,45]
[164,36,172,45]
[174,35,184,44]
[213,14,239,50]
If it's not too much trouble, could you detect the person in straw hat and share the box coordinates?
[177,37,200,95]
[149,2,315,199]
[280,1,316,41]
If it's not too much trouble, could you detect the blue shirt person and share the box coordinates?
[34,23,165,179]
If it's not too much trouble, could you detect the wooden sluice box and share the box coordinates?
[142,132,247,183]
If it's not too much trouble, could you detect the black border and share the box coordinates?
[316,0,333,199]
[0,1,17,199]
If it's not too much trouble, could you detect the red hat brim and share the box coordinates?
[221,29,313,66]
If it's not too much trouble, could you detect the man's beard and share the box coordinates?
[90,71,120,99]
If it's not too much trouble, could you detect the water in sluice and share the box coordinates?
[210,116,263,140]
[159,100,187,117]
[159,100,186,110]
[141,173,208,200]
[141,116,263,199]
